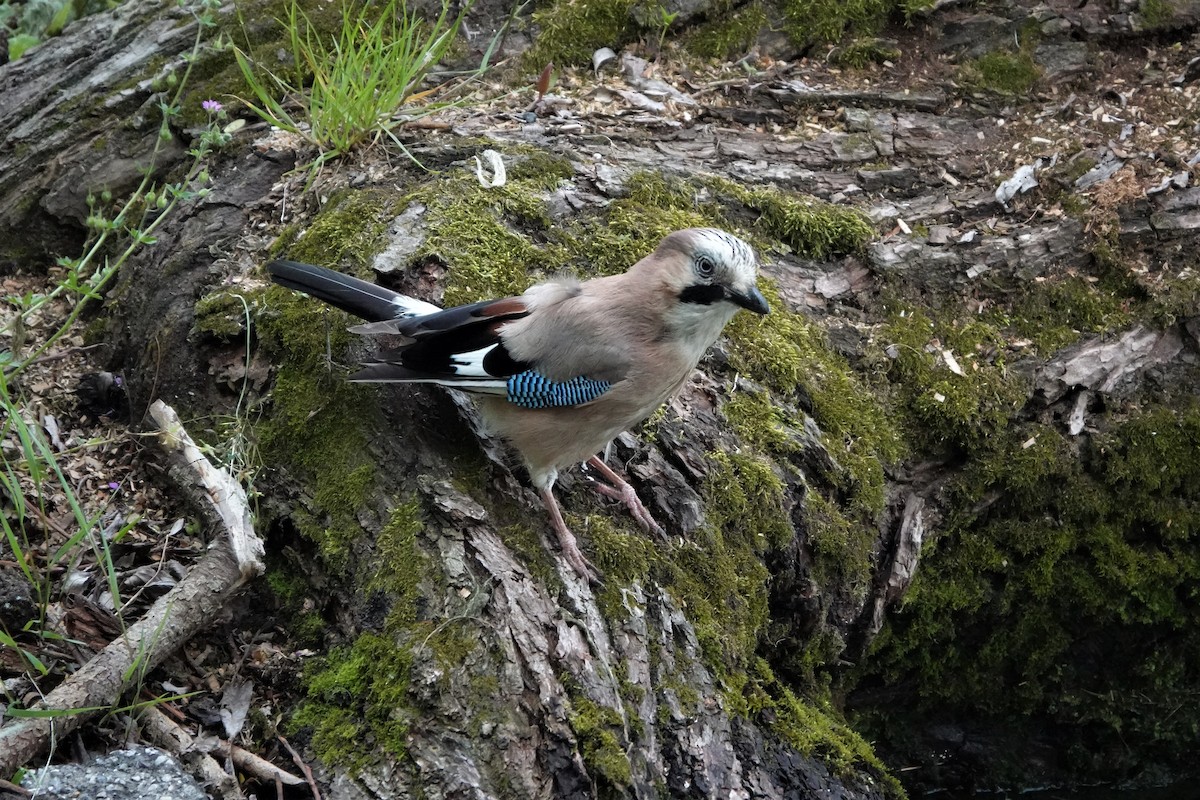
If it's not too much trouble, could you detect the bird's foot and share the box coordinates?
[585,455,667,539]
[539,487,602,585]
[556,526,602,586]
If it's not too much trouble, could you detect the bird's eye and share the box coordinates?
[694,255,715,279]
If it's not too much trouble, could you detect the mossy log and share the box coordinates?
[3,0,1200,796]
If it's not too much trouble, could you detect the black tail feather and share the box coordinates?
[266,260,404,323]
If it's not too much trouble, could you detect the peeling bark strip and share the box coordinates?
[1037,326,1187,404]
[0,403,261,775]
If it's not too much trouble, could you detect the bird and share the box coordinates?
[266,228,769,582]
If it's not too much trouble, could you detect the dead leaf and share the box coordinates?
[220,678,254,740]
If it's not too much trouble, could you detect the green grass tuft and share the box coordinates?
[233,0,474,163]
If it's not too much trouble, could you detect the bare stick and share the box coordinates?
[139,706,241,800]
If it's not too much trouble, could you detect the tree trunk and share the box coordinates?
[3,0,1199,796]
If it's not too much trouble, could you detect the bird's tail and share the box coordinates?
[266,260,440,322]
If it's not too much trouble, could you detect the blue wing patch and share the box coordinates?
[506,371,612,409]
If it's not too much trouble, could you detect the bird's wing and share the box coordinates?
[267,260,441,321]
[268,260,629,409]
[348,296,530,389]
[353,288,632,410]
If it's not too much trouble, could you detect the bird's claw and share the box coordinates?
[560,539,603,586]
[586,470,667,540]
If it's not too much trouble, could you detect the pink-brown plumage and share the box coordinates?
[267,228,768,582]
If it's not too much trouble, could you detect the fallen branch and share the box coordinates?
[0,400,264,775]
[278,735,323,800]
[148,400,264,580]
[0,777,32,797]
[140,705,304,793]
[139,706,240,800]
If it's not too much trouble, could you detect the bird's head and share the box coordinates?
[652,228,769,317]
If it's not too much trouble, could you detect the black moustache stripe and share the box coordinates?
[679,284,725,305]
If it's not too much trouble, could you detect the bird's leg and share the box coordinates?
[585,455,667,539]
[538,487,601,584]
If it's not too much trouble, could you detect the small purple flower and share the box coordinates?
[107,482,121,491]
[202,99,223,114]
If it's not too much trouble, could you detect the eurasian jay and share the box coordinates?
[267,228,769,581]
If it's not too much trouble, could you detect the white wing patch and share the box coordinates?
[392,295,442,318]
[449,344,500,378]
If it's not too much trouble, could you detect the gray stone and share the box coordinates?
[1034,41,1092,81]
[22,746,208,800]
[0,568,37,632]
[936,13,1016,58]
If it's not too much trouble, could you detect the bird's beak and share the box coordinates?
[728,285,769,315]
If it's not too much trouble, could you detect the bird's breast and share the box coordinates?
[476,360,692,476]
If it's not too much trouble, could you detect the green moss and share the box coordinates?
[781,0,890,47]
[964,50,1041,96]
[723,659,905,797]
[649,450,789,674]
[588,514,653,583]
[568,695,632,788]
[1137,0,1176,28]
[1004,275,1132,354]
[718,351,890,612]
[424,623,480,670]
[505,148,576,186]
[1148,270,1200,327]
[683,2,767,59]
[292,611,328,644]
[286,188,404,271]
[193,289,254,340]
[770,678,903,795]
[882,309,1024,453]
[725,282,901,513]
[291,632,414,770]
[706,176,876,260]
[721,388,803,455]
[266,566,308,606]
[1057,155,1099,186]
[660,530,760,675]
[524,0,639,69]
[264,563,326,646]
[256,302,377,566]
[411,172,566,306]
[803,491,872,590]
[861,404,1200,780]
[371,500,426,633]
[564,172,724,276]
[1059,194,1088,216]
[705,450,793,551]
[258,189,394,568]
[830,37,902,68]
[574,450,786,677]
[626,171,701,210]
